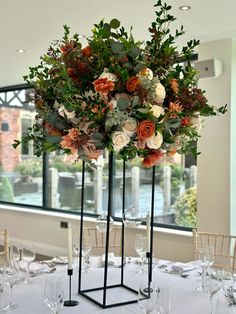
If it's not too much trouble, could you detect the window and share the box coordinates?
[0,85,197,230]
[1,122,9,132]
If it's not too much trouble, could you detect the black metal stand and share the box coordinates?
[77,153,155,308]
[64,269,79,307]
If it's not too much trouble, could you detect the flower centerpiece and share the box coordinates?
[14,0,226,167]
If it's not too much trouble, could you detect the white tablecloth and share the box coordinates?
[0,259,234,314]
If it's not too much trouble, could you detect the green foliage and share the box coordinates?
[15,159,42,177]
[0,177,14,202]
[49,156,83,173]
[173,187,197,228]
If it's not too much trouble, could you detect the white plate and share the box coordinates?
[51,256,68,264]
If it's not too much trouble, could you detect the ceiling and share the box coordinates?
[1,0,236,88]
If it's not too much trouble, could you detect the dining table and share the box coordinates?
[0,257,234,314]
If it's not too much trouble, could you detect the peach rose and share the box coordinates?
[112,131,130,152]
[137,120,155,140]
[94,78,115,96]
[142,149,164,168]
[122,118,137,137]
[60,128,81,154]
[82,141,102,160]
[126,76,140,92]
[146,132,163,149]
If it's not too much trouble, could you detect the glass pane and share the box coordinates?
[0,89,43,207]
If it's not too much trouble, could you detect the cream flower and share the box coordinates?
[146,132,163,149]
[122,118,137,137]
[154,82,166,103]
[108,98,117,109]
[58,104,80,124]
[99,71,117,82]
[112,131,130,152]
[190,112,202,133]
[138,67,153,80]
[150,105,165,119]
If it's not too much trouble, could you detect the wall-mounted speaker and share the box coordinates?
[194,58,222,79]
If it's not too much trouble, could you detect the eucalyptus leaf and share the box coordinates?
[134,62,145,73]
[111,42,124,53]
[91,132,104,141]
[127,45,141,58]
[46,135,61,144]
[117,98,129,111]
[167,118,181,128]
[110,18,120,29]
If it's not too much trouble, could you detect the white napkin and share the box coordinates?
[168,261,199,274]
[18,261,49,275]
[101,252,115,266]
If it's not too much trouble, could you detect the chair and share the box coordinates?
[192,229,236,272]
[0,229,9,265]
[83,226,121,256]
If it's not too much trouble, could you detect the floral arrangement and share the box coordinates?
[14,0,226,167]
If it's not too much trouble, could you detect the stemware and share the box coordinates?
[3,261,20,310]
[156,285,171,314]
[138,281,156,314]
[82,236,92,273]
[21,244,36,284]
[196,248,208,292]
[44,276,64,314]
[0,275,7,314]
[205,274,222,314]
[73,234,80,269]
[204,245,214,269]
[135,234,146,273]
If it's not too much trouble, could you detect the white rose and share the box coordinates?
[138,67,153,80]
[155,83,166,103]
[122,118,137,137]
[150,105,164,119]
[146,132,163,149]
[99,71,117,82]
[190,112,202,133]
[112,131,130,152]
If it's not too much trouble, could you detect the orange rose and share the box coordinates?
[126,76,140,92]
[82,45,92,57]
[142,149,164,168]
[94,78,115,96]
[166,148,177,156]
[137,120,155,140]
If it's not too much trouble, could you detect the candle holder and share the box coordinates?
[64,269,79,307]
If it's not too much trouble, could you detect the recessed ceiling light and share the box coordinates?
[179,5,191,11]
[17,49,25,53]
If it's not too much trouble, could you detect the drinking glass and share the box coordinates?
[196,248,208,292]
[156,285,171,314]
[83,236,92,273]
[205,274,221,314]
[138,281,156,314]
[0,275,7,313]
[204,245,214,269]
[22,244,36,284]
[44,277,64,314]
[73,234,80,269]
[3,262,20,310]
[135,234,146,273]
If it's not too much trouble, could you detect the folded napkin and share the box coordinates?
[101,252,115,266]
[18,261,49,275]
[168,261,199,274]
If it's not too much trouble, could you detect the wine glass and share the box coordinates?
[135,234,146,273]
[44,276,64,314]
[196,248,208,292]
[3,261,20,310]
[138,281,156,314]
[82,236,92,273]
[21,244,36,284]
[73,234,80,269]
[156,285,171,314]
[204,245,214,269]
[205,274,222,314]
[0,275,7,313]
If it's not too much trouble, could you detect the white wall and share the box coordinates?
[1,38,235,262]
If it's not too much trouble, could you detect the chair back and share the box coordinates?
[0,229,9,264]
[193,229,236,272]
[83,226,121,256]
